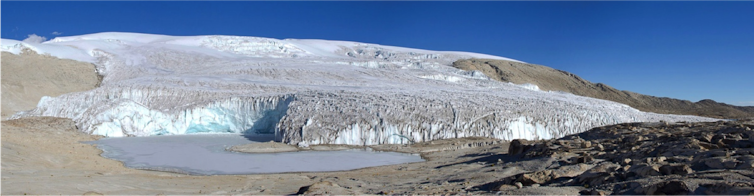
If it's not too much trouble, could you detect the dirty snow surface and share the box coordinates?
[5,32,716,146]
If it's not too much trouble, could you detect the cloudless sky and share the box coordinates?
[2,1,753,106]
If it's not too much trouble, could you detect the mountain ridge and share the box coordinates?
[452,58,754,119]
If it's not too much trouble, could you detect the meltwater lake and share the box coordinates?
[86,134,424,175]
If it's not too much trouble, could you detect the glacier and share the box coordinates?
[5,32,717,146]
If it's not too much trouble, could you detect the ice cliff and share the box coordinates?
[5,32,717,146]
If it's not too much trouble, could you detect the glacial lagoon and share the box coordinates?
[86,134,424,175]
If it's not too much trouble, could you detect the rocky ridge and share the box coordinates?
[452,58,754,119]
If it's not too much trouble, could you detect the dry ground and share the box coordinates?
[1,51,100,119]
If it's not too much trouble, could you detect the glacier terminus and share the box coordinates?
[3,32,717,146]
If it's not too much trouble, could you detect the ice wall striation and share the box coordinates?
[6,32,718,145]
[20,87,294,137]
[275,90,711,146]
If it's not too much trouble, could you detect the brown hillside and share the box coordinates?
[1,50,101,119]
[453,58,754,119]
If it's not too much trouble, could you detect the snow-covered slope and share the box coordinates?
[5,32,716,146]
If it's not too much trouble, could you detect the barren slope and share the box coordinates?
[453,58,754,119]
[1,51,101,119]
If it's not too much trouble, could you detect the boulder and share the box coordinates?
[576,172,614,187]
[736,155,754,169]
[579,189,607,196]
[595,144,605,151]
[658,164,693,175]
[581,141,592,148]
[644,181,692,195]
[703,157,737,169]
[509,139,531,155]
[297,181,360,195]
[514,182,523,189]
[702,157,725,169]
[516,170,553,186]
[627,164,660,178]
[576,155,594,164]
[701,182,754,195]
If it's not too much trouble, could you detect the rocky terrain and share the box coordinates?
[4,116,752,195]
[453,58,754,119]
[481,120,754,195]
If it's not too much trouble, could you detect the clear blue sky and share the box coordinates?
[2,1,752,106]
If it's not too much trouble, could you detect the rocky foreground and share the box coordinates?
[480,120,754,195]
[3,117,753,195]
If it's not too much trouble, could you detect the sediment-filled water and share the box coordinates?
[86,134,424,175]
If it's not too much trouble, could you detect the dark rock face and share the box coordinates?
[700,182,754,195]
[645,181,692,195]
[483,120,754,195]
[508,139,531,155]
